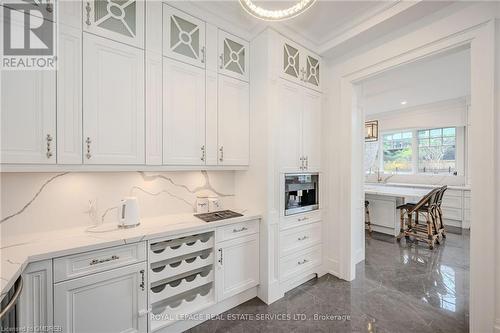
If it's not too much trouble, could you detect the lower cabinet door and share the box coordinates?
[18,260,53,331]
[54,262,147,333]
[216,233,259,301]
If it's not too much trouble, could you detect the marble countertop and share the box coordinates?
[365,182,471,191]
[365,184,431,197]
[0,210,261,300]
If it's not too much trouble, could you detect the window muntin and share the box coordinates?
[382,131,413,173]
[417,127,456,174]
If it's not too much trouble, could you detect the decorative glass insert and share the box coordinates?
[283,43,299,79]
[94,0,137,37]
[223,38,245,75]
[170,15,200,60]
[305,55,319,86]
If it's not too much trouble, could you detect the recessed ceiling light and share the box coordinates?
[400,100,408,105]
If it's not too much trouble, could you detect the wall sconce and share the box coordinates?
[365,120,378,142]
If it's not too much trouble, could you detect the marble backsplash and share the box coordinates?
[0,171,236,239]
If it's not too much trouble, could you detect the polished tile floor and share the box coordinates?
[189,231,469,333]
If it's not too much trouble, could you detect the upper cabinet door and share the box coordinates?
[218,30,249,82]
[163,58,206,165]
[218,76,249,166]
[302,89,322,171]
[276,79,303,172]
[163,4,205,68]
[1,70,56,164]
[280,39,303,85]
[83,34,145,165]
[83,0,144,48]
[302,51,321,92]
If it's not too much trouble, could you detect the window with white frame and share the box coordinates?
[368,127,464,175]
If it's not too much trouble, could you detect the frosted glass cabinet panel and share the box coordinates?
[83,0,145,48]
[163,4,206,68]
[303,51,321,91]
[218,30,249,82]
[280,38,321,92]
[281,41,302,84]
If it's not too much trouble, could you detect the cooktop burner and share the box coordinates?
[194,210,243,222]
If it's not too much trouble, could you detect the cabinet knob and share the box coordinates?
[46,134,53,159]
[85,137,92,159]
[219,146,224,162]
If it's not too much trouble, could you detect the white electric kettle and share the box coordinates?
[118,197,140,228]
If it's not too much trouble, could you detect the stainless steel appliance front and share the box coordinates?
[284,173,319,216]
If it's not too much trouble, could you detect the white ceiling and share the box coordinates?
[360,47,471,116]
[190,1,392,46]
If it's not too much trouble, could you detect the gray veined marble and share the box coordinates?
[189,232,469,333]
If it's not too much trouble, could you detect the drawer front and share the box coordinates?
[54,242,146,283]
[280,244,322,282]
[281,210,321,230]
[445,189,462,197]
[280,222,322,257]
[442,195,463,209]
[216,219,259,243]
[442,207,462,221]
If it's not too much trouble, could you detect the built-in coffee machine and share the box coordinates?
[284,173,319,215]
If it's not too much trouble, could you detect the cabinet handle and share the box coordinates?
[218,248,223,265]
[201,46,206,64]
[85,137,92,159]
[139,269,145,291]
[299,156,305,170]
[200,145,206,162]
[300,68,306,81]
[89,255,119,266]
[46,134,53,159]
[298,216,309,222]
[297,235,308,241]
[85,2,91,26]
[297,259,308,265]
[305,156,308,170]
[219,146,224,162]
[219,54,223,69]
[233,226,248,233]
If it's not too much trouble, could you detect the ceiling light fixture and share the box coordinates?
[400,100,408,105]
[239,0,316,21]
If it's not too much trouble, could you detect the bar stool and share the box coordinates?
[365,200,372,233]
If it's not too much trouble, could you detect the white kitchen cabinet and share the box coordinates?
[57,23,82,164]
[277,79,321,172]
[280,37,321,92]
[18,260,53,331]
[83,0,144,49]
[1,70,56,164]
[302,89,322,171]
[163,58,206,165]
[218,75,250,166]
[54,262,148,333]
[206,70,219,165]
[83,33,145,165]
[218,30,249,82]
[163,4,205,68]
[216,233,259,301]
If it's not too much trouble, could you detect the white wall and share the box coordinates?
[0,171,235,239]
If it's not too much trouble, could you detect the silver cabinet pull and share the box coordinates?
[300,68,306,81]
[233,226,248,233]
[218,248,223,265]
[139,269,145,291]
[299,156,304,170]
[46,134,53,159]
[297,235,308,241]
[219,54,224,69]
[89,255,119,266]
[298,216,309,222]
[200,145,206,162]
[85,137,92,159]
[201,46,206,64]
[297,259,308,265]
[305,156,308,170]
[85,2,91,26]
[219,146,224,163]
